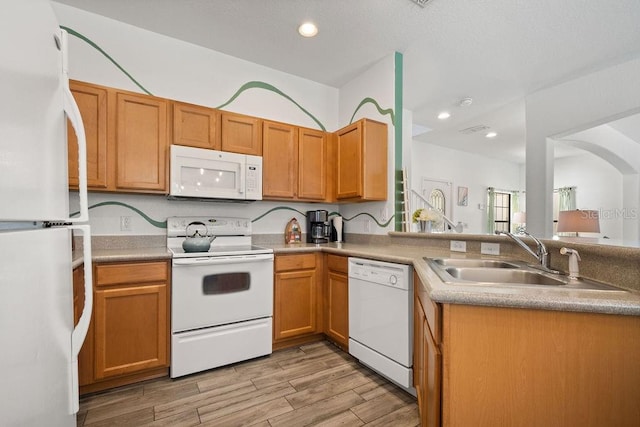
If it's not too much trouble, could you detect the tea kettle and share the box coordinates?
[182,221,216,252]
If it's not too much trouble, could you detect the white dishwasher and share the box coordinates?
[348,257,414,394]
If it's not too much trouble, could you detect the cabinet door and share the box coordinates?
[424,316,442,427]
[221,112,262,155]
[172,101,220,150]
[298,128,327,200]
[274,269,317,341]
[68,81,108,189]
[115,92,168,192]
[414,296,426,423]
[94,283,168,379]
[335,122,362,199]
[326,270,349,349]
[262,121,298,199]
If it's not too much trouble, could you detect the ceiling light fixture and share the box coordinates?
[459,97,473,107]
[485,131,497,138]
[298,22,318,37]
[437,111,450,120]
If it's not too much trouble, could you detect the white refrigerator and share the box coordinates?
[0,1,93,426]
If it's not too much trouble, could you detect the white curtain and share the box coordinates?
[558,187,576,211]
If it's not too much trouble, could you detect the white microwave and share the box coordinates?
[169,145,262,201]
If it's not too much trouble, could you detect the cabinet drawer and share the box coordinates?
[327,254,348,274]
[95,261,168,287]
[275,253,316,272]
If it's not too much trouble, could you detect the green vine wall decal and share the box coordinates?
[348,97,395,125]
[251,207,392,228]
[61,26,153,96]
[71,201,167,228]
[61,27,326,131]
[216,81,326,131]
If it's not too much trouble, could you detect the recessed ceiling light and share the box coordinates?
[485,131,497,138]
[459,97,473,107]
[437,111,450,120]
[298,22,318,37]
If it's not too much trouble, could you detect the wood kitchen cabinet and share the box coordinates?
[273,253,323,349]
[78,260,170,394]
[334,118,387,201]
[221,111,262,155]
[172,101,220,150]
[413,271,441,427]
[414,271,640,427]
[262,121,328,201]
[324,254,349,351]
[114,92,168,192]
[67,80,169,194]
[68,80,108,189]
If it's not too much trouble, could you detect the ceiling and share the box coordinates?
[54,0,640,163]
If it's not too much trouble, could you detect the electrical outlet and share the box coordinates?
[364,219,371,233]
[450,240,467,252]
[481,242,500,255]
[120,216,132,232]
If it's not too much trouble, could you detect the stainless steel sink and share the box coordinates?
[431,258,521,269]
[425,257,626,292]
[443,267,566,286]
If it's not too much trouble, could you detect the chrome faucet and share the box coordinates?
[495,231,558,273]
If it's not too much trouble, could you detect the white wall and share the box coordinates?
[525,56,640,239]
[54,3,344,236]
[554,153,624,239]
[410,141,523,234]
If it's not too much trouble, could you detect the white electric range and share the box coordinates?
[167,216,274,378]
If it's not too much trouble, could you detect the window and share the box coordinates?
[493,191,511,233]
[429,189,446,215]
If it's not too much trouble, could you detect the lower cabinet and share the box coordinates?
[273,253,323,349]
[414,271,640,427]
[77,260,170,394]
[324,254,349,350]
[413,272,442,427]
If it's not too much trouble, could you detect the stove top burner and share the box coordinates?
[166,216,272,259]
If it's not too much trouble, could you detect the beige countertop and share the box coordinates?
[73,237,640,316]
[269,241,640,316]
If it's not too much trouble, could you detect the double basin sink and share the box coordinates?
[425,257,625,292]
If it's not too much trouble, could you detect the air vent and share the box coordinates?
[410,0,432,7]
[459,125,490,135]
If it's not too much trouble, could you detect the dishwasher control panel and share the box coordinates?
[348,257,411,290]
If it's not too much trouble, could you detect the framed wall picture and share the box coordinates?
[457,186,468,206]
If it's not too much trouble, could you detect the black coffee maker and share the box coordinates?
[306,210,330,243]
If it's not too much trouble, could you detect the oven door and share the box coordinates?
[171,253,274,333]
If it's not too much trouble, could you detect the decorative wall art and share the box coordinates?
[457,186,468,206]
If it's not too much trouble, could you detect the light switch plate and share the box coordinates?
[450,240,467,252]
[481,242,500,255]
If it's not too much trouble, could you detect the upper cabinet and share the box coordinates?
[221,111,262,155]
[335,118,387,201]
[67,80,169,194]
[114,92,168,192]
[172,101,220,150]
[262,121,298,199]
[68,81,108,189]
[262,121,328,201]
[298,127,327,200]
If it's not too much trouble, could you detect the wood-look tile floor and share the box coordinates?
[77,341,419,427]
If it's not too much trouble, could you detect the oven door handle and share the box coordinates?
[172,254,274,266]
